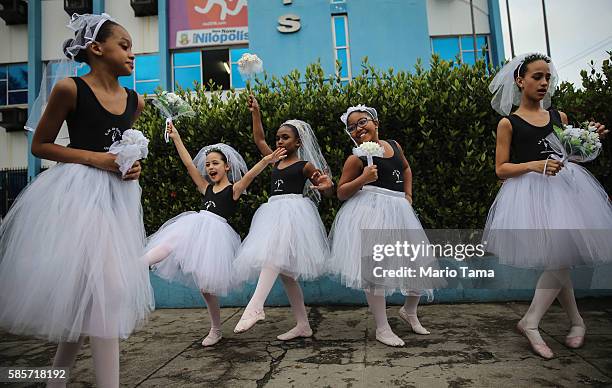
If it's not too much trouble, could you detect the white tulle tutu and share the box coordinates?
[483,163,612,269]
[147,210,240,296]
[0,163,154,342]
[233,194,329,282]
[328,186,444,296]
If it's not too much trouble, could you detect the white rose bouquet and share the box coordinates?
[353,141,384,166]
[108,129,149,176]
[151,91,195,143]
[545,122,602,164]
[237,53,263,90]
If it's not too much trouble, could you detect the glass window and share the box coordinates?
[432,37,459,61]
[136,81,159,95]
[8,63,27,90]
[174,66,201,90]
[337,48,349,79]
[0,66,6,106]
[0,80,6,106]
[230,47,250,89]
[432,35,490,64]
[173,51,201,67]
[202,49,230,90]
[173,51,202,91]
[8,91,27,105]
[332,15,351,81]
[119,75,134,89]
[135,54,160,82]
[1,63,28,106]
[230,48,249,63]
[461,36,477,51]
[333,17,346,47]
[231,63,245,89]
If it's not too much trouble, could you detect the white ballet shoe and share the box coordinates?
[277,325,313,341]
[375,327,405,347]
[234,310,265,333]
[201,328,222,347]
[398,307,430,335]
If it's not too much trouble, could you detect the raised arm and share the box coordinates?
[232,148,287,200]
[166,122,208,193]
[248,95,273,156]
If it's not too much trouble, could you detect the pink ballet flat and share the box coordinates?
[233,310,265,333]
[565,325,586,349]
[516,322,554,359]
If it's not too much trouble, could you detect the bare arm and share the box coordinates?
[394,141,413,204]
[336,155,377,201]
[31,78,119,172]
[248,95,273,156]
[232,148,287,200]
[166,122,208,193]
[304,162,334,198]
[134,94,145,123]
[494,118,562,179]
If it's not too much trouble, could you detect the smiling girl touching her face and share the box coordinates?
[144,122,286,347]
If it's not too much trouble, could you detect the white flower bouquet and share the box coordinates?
[545,122,602,164]
[108,129,149,176]
[237,53,263,79]
[151,91,195,143]
[353,141,384,166]
[237,53,263,90]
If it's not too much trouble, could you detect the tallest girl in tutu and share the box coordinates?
[0,14,153,387]
[484,53,611,359]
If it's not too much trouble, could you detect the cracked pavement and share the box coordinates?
[1,299,611,387]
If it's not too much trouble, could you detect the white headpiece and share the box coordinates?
[489,53,559,116]
[340,105,379,146]
[282,120,331,204]
[25,13,114,132]
[193,143,248,183]
[63,13,116,60]
[340,104,378,127]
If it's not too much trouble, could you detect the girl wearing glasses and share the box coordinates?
[327,105,442,347]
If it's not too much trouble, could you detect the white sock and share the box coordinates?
[402,295,429,334]
[90,337,119,388]
[47,336,86,388]
[202,292,221,330]
[241,267,279,318]
[277,274,311,339]
[365,292,404,346]
[554,270,585,336]
[520,271,563,344]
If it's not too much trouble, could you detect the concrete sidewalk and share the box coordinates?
[1,299,611,387]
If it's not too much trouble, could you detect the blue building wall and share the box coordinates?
[248,0,337,78]
[248,0,434,79]
[346,0,432,71]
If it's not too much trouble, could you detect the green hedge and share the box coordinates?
[137,54,611,235]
